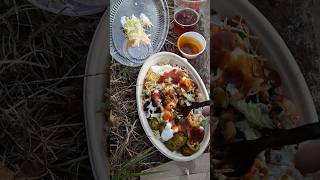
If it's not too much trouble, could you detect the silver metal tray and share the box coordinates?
[110,0,169,67]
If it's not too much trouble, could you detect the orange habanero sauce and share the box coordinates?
[178,36,203,55]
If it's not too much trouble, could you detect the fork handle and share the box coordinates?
[191,100,213,109]
[256,122,320,149]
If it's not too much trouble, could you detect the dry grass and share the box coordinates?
[0,1,101,179]
[109,61,169,176]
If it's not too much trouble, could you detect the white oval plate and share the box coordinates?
[136,52,210,162]
[213,0,319,177]
[213,0,318,125]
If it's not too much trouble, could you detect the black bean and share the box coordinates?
[212,106,223,117]
[151,99,157,107]
[272,105,283,114]
[245,94,258,103]
[143,101,150,111]
[155,108,161,113]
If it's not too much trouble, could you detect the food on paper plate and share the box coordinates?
[142,64,207,156]
[121,13,152,47]
[211,16,310,179]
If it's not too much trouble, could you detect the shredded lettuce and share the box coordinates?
[183,93,195,102]
[152,130,161,140]
[123,16,141,33]
[200,119,206,127]
[150,113,161,118]
[185,101,191,106]
[233,100,273,129]
[121,14,152,47]
[155,83,165,90]
[147,102,157,112]
[235,121,261,140]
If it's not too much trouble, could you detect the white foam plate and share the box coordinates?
[213,0,319,177]
[212,0,317,125]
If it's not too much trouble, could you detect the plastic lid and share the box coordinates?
[29,0,109,16]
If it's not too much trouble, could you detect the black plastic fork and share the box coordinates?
[179,100,213,117]
[214,122,320,177]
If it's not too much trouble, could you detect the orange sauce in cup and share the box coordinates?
[177,36,203,55]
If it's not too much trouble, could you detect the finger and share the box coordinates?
[202,106,210,117]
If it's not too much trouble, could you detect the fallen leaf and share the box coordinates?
[15,160,44,178]
[0,164,14,180]
[106,110,120,128]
